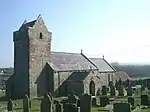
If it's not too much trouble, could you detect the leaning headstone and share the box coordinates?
[102,85,107,95]
[68,94,78,104]
[80,94,92,112]
[7,99,13,111]
[118,86,124,96]
[113,103,131,112]
[141,95,149,106]
[63,103,78,112]
[55,101,62,112]
[100,96,109,107]
[40,94,52,112]
[128,97,134,106]
[23,94,30,112]
[110,84,116,96]
[127,86,133,96]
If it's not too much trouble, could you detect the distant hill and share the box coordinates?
[111,63,150,77]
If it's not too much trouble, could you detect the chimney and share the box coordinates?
[102,55,104,59]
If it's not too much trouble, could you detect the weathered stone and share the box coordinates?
[92,97,97,106]
[100,96,109,107]
[40,94,52,112]
[113,103,131,112]
[110,84,115,96]
[128,97,134,106]
[7,99,13,111]
[23,94,30,112]
[141,95,149,106]
[63,103,78,112]
[55,101,62,112]
[102,85,107,95]
[80,94,92,112]
[127,85,133,96]
[118,86,124,96]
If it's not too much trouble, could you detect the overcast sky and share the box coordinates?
[1,0,150,67]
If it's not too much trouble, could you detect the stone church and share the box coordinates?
[6,15,116,99]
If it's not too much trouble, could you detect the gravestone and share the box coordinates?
[102,85,107,95]
[7,99,13,111]
[92,97,97,106]
[113,103,131,112]
[68,94,78,104]
[80,94,92,112]
[141,95,149,106]
[63,103,78,112]
[128,97,134,106]
[55,101,62,112]
[110,83,115,96]
[40,94,52,112]
[23,94,30,112]
[100,96,109,107]
[118,86,124,96]
[127,86,133,96]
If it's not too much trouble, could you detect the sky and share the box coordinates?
[1,0,150,67]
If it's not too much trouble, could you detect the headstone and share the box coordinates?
[55,101,62,112]
[100,96,109,107]
[102,85,107,95]
[80,94,92,112]
[128,97,134,106]
[40,94,52,112]
[113,103,131,112]
[68,94,78,104]
[127,86,133,96]
[7,99,13,111]
[23,94,30,112]
[141,95,149,106]
[92,97,97,106]
[118,86,124,96]
[63,103,78,112]
[110,83,116,96]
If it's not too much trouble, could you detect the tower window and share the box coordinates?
[40,32,43,39]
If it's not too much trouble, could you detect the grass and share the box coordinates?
[0,90,150,112]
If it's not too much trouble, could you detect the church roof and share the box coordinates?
[113,71,131,82]
[50,52,98,72]
[89,58,116,72]
[67,72,90,81]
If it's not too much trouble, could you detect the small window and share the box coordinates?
[40,32,43,39]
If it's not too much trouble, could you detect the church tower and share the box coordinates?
[11,15,52,98]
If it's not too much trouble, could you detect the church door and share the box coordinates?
[89,80,95,96]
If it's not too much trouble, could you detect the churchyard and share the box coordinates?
[1,78,150,112]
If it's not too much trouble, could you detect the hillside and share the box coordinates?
[112,64,150,77]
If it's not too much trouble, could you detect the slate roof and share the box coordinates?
[50,52,98,71]
[89,58,116,72]
[67,72,90,81]
[113,71,131,82]
[20,20,36,30]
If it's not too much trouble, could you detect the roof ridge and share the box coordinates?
[51,51,80,55]
[81,53,99,69]
[102,58,116,71]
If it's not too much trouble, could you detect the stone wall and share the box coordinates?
[83,70,101,95]
[12,29,29,99]
[28,17,52,97]
[53,71,72,96]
